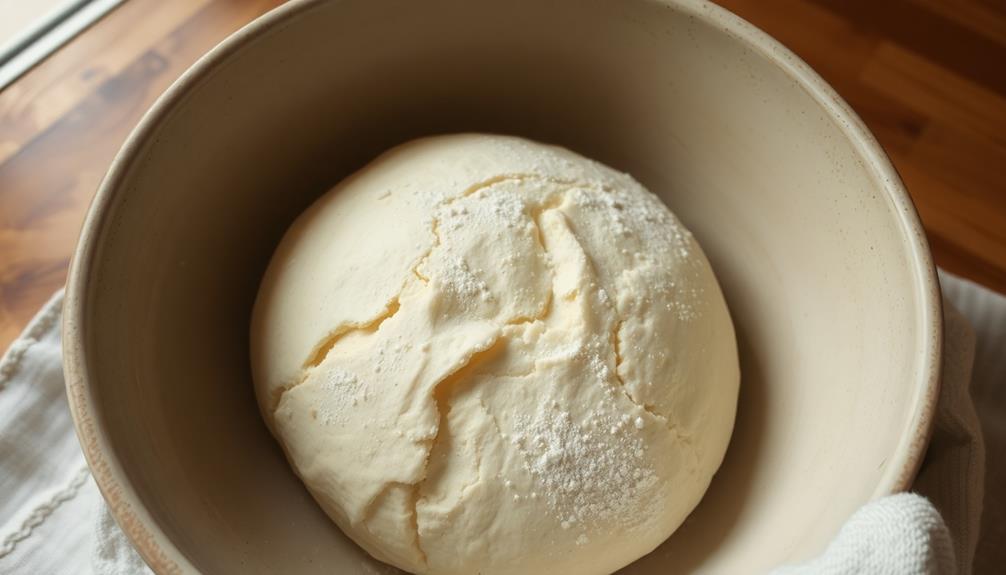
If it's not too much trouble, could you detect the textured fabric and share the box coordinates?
[773,493,956,575]
[0,291,110,575]
[0,290,152,575]
[0,271,1000,574]
[912,301,985,574]
[938,270,1006,575]
[93,506,152,575]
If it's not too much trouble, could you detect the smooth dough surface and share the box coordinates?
[251,134,739,575]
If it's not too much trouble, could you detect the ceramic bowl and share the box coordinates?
[63,0,942,572]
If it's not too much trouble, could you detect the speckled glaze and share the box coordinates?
[63,0,941,573]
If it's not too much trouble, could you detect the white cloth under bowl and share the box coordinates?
[0,271,998,575]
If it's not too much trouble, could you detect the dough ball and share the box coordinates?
[252,134,739,575]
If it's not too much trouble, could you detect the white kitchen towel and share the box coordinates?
[772,492,957,575]
[0,271,1000,575]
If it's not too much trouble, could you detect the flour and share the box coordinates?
[511,384,657,543]
[317,368,362,425]
[437,254,492,303]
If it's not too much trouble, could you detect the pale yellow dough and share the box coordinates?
[251,134,739,575]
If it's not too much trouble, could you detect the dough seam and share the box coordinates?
[408,201,567,563]
[267,298,402,417]
[550,208,697,452]
[412,337,504,568]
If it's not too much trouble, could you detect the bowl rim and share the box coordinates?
[62,0,943,572]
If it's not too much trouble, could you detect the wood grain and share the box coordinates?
[0,0,284,349]
[1,0,1004,346]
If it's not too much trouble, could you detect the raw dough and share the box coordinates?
[251,134,739,575]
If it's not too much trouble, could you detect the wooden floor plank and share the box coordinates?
[0,0,283,350]
[811,0,1006,96]
[908,0,1006,45]
[0,1,214,165]
[895,152,1006,291]
[860,42,1006,146]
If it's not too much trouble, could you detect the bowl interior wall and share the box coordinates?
[81,0,931,572]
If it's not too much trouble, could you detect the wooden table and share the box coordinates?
[1,0,1004,354]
